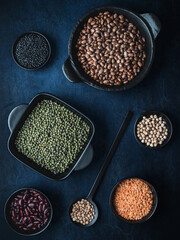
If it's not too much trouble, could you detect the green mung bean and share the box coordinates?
[15,100,90,174]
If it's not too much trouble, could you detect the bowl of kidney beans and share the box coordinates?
[4,188,52,235]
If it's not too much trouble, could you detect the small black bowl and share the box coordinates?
[4,188,53,236]
[134,111,173,149]
[12,31,51,70]
[110,178,158,223]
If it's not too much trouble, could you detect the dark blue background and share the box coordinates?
[0,0,179,239]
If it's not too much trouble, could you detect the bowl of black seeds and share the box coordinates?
[12,32,51,70]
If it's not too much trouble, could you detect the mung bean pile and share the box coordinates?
[15,100,90,174]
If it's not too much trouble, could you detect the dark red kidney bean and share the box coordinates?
[42,204,46,211]
[44,218,48,224]
[17,195,23,199]
[32,227,36,230]
[28,203,34,208]
[16,222,22,225]
[27,197,33,203]
[38,196,43,201]
[27,223,33,228]
[44,208,49,214]
[20,210,23,217]
[23,227,28,231]
[37,224,41,229]
[22,217,27,224]
[27,207,33,215]
[19,199,22,205]
[34,193,40,197]
[38,205,42,212]
[24,208,29,216]
[11,210,15,217]
[19,217,23,223]
[33,221,40,225]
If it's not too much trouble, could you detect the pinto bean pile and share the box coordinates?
[76,11,146,86]
[114,178,153,220]
[9,189,51,233]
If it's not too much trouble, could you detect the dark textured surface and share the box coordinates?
[0,0,179,239]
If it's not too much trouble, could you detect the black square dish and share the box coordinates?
[8,93,94,180]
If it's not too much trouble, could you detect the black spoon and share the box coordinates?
[69,111,133,227]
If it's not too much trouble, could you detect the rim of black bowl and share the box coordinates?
[4,188,53,236]
[134,111,173,149]
[69,198,98,228]
[12,31,51,70]
[110,177,158,224]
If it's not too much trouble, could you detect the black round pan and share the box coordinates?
[62,5,161,91]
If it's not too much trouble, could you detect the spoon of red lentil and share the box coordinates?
[69,111,133,227]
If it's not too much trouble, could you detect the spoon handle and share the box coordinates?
[87,111,133,200]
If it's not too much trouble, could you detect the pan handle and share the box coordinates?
[140,13,161,39]
[62,57,81,83]
[8,104,28,133]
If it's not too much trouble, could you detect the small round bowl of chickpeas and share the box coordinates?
[134,111,173,149]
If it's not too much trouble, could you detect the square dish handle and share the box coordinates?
[8,104,28,133]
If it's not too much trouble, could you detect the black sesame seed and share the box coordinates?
[14,32,50,69]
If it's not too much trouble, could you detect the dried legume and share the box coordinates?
[114,178,153,220]
[136,115,168,147]
[15,100,90,174]
[70,199,95,225]
[76,12,146,86]
[9,189,51,232]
